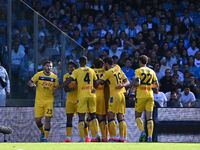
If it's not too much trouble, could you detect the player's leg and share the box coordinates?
[63,113,73,142]
[89,113,100,142]
[78,113,87,141]
[88,96,100,142]
[107,95,119,141]
[117,93,126,142]
[64,100,76,142]
[117,113,125,142]
[107,112,117,141]
[145,98,154,142]
[35,117,44,141]
[34,104,45,142]
[43,116,51,142]
[97,114,108,142]
[77,98,88,142]
[84,116,89,142]
[43,102,53,142]
[96,95,108,142]
[135,98,146,142]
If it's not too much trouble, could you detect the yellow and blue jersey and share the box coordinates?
[94,68,105,97]
[63,73,78,103]
[71,67,97,98]
[135,67,158,99]
[102,66,127,96]
[31,71,58,104]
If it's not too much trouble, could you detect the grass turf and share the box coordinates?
[0,143,200,150]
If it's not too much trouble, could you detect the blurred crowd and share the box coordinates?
[0,0,200,107]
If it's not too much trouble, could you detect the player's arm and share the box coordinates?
[95,79,104,88]
[151,72,159,88]
[132,69,140,88]
[53,77,74,95]
[27,80,36,87]
[60,77,74,89]
[92,70,99,93]
[151,80,159,88]
[116,78,130,89]
[28,73,38,87]
[64,86,76,92]
[133,77,140,87]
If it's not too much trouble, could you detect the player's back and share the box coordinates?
[135,67,157,99]
[94,68,105,96]
[103,66,124,96]
[63,73,77,102]
[32,71,58,102]
[114,65,127,94]
[71,66,97,98]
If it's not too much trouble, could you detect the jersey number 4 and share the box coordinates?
[84,72,90,84]
[141,73,152,85]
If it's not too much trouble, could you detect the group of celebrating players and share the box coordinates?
[28,55,159,143]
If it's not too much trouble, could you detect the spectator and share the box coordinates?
[172,64,184,84]
[187,74,200,99]
[179,86,196,107]
[188,56,199,78]
[125,20,137,38]
[121,58,135,84]
[11,40,25,77]
[0,58,10,106]
[194,50,200,68]
[159,57,170,74]
[169,73,183,93]
[109,41,122,58]
[118,52,128,67]
[179,49,188,67]
[153,88,168,108]
[160,68,172,93]
[165,51,177,68]
[154,62,165,81]
[187,39,199,56]
[167,91,183,108]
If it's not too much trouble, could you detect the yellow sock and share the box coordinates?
[105,123,108,139]
[147,119,154,138]
[78,121,85,139]
[84,122,89,137]
[38,125,44,133]
[124,121,127,138]
[119,120,125,138]
[89,118,99,138]
[66,124,72,137]
[108,119,117,138]
[100,121,106,138]
[136,117,144,132]
[44,128,50,139]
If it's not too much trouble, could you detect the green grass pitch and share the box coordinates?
[0,143,200,150]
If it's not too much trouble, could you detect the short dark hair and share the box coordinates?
[79,56,87,65]
[139,55,148,64]
[93,58,104,68]
[104,57,113,65]
[43,60,52,66]
[68,61,78,69]
[184,85,190,89]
